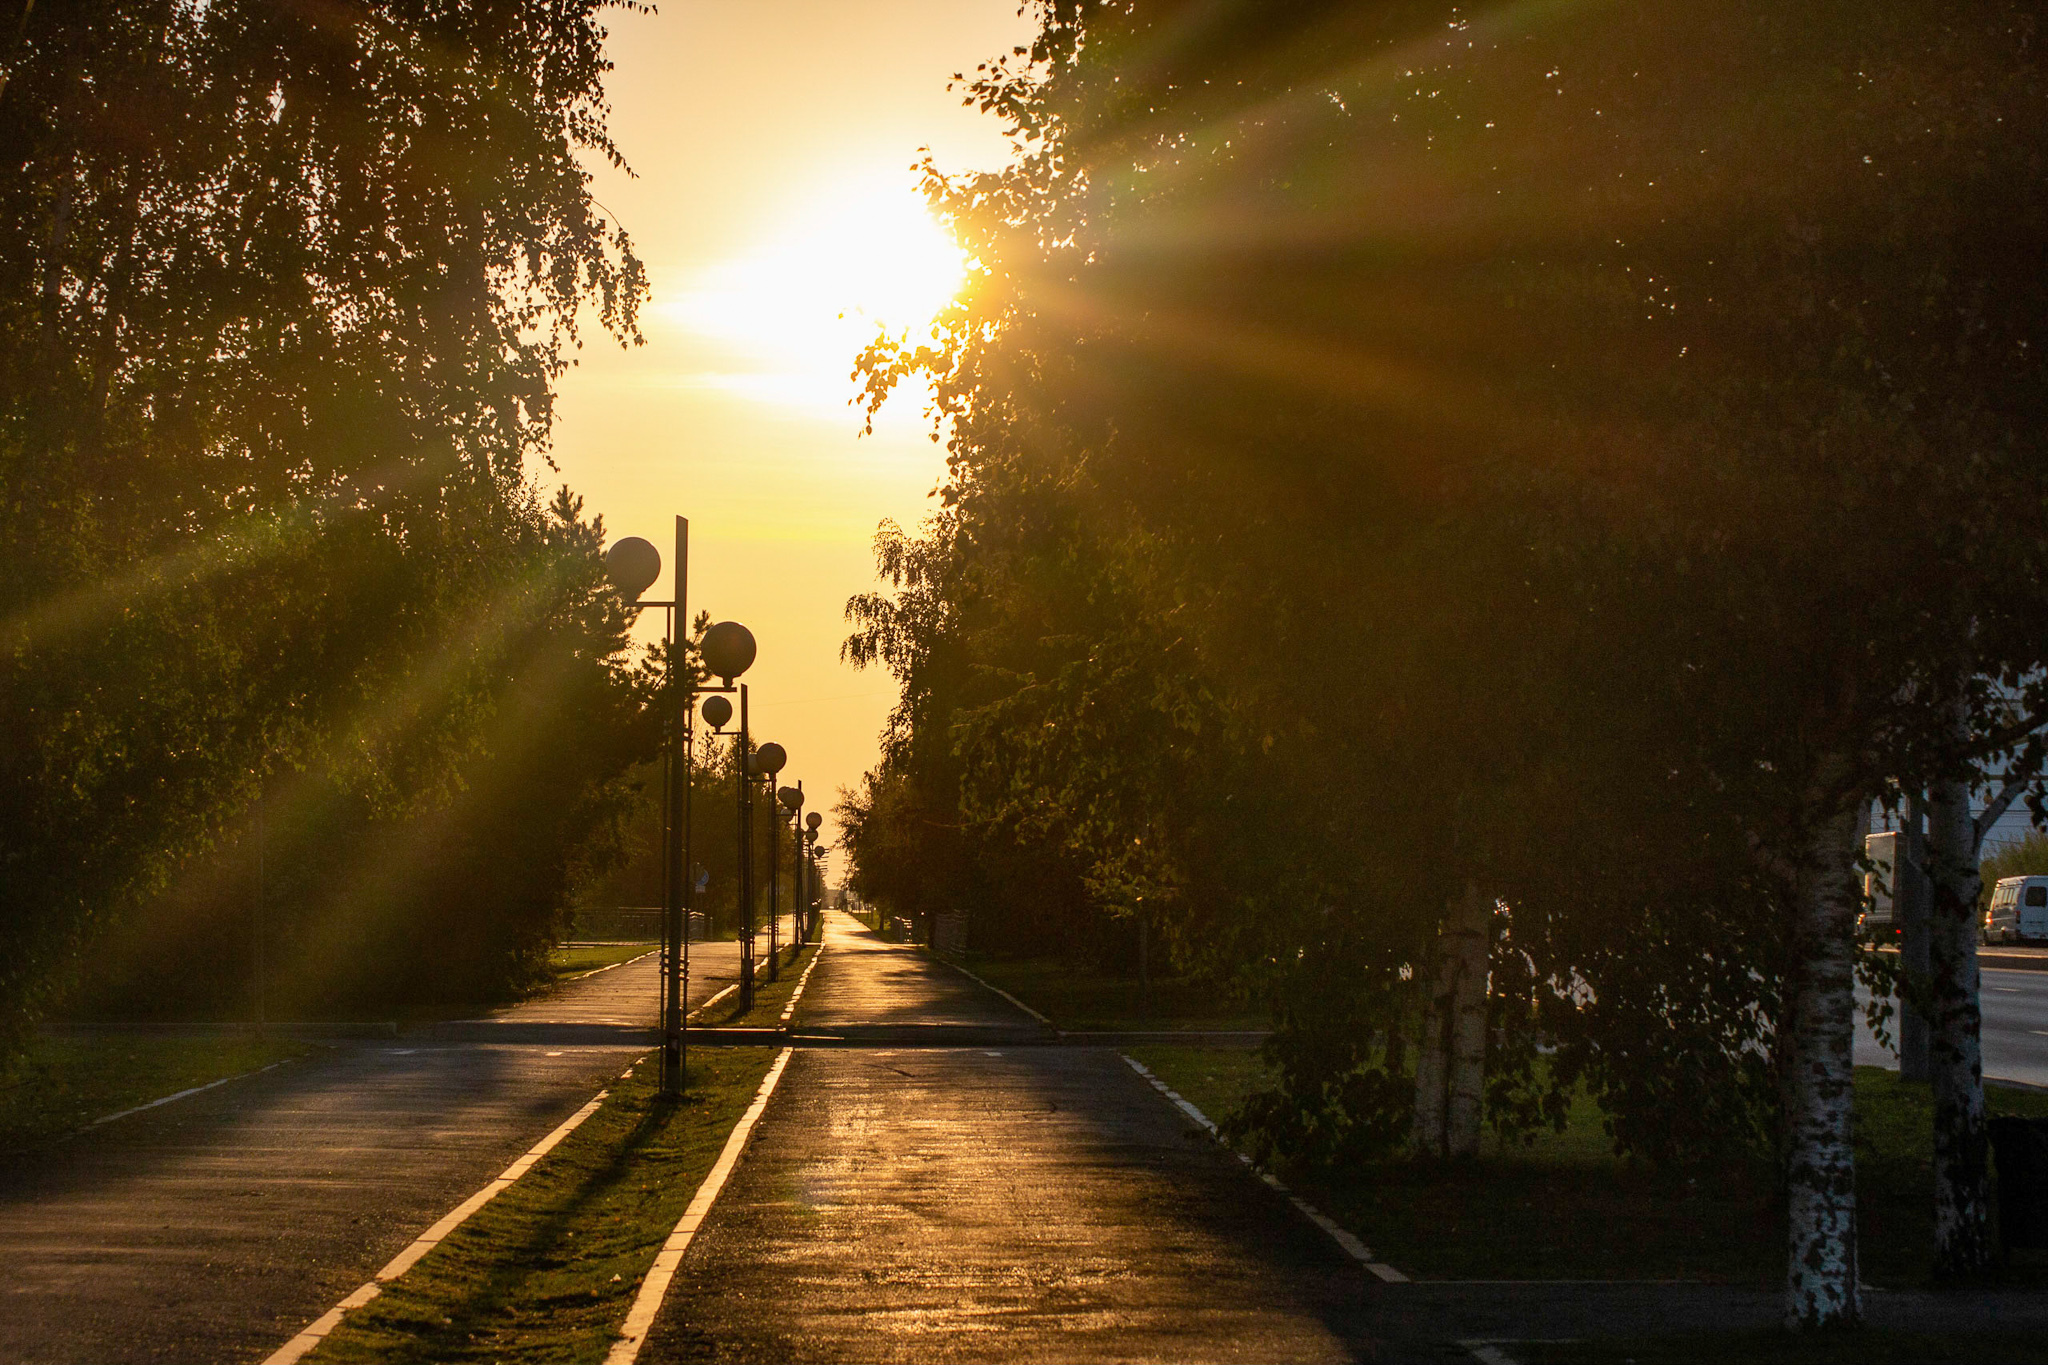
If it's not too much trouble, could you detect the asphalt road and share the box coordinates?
[1857,965,2048,1087]
[644,915,1383,1364]
[0,937,754,1365]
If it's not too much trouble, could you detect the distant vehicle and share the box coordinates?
[1985,876,2048,945]
[1860,831,1902,942]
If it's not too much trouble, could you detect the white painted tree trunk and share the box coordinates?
[1898,793,1933,1084]
[1927,771,1993,1276]
[1782,777,1867,1330]
[1410,910,1454,1157]
[1445,882,1492,1159]
[1411,882,1490,1158]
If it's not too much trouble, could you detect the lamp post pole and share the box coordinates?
[605,531,757,1100]
[765,771,781,980]
[779,782,806,948]
[664,517,688,1096]
[737,683,754,1012]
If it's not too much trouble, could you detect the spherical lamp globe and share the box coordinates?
[754,741,787,775]
[699,621,756,684]
[778,786,804,812]
[806,811,823,831]
[603,537,661,601]
[700,695,733,731]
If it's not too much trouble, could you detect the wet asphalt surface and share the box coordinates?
[645,916,1383,1364]
[0,939,748,1365]
[13,918,2048,1363]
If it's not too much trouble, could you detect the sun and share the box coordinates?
[667,180,969,411]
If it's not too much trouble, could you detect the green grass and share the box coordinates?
[692,942,816,1029]
[1520,1329,2048,1364]
[1126,1044,1275,1122]
[1130,1050,2048,1289]
[550,944,655,978]
[961,954,1266,1031]
[307,1046,780,1365]
[1,1032,312,1149]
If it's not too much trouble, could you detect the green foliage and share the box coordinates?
[841,0,2048,1171]
[0,2,653,1051]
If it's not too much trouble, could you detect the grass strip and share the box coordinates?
[305,1046,779,1365]
[961,954,1266,1031]
[2,1033,311,1149]
[1130,1050,2048,1290]
[550,944,655,978]
[695,943,817,1029]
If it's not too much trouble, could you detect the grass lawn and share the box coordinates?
[694,942,817,1029]
[1,1032,312,1149]
[1130,1049,2048,1290]
[962,954,1267,1031]
[307,1045,780,1365]
[550,943,655,978]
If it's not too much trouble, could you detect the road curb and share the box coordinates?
[261,1066,630,1364]
[930,954,1058,1028]
[1119,1053,1409,1285]
[604,1047,796,1365]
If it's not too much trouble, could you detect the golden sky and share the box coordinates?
[547,0,1032,872]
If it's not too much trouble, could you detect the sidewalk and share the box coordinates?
[639,912,1377,1363]
[0,942,733,1364]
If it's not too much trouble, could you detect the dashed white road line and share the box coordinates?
[261,1084,616,1364]
[603,1046,796,1365]
[1119,1054,1408,1284]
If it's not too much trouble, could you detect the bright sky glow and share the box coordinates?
[664,181,967,414]
[544,0,1033,875]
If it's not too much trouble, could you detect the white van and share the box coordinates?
[1985,876,2048,944]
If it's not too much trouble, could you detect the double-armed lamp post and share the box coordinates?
[602,521,756,1098]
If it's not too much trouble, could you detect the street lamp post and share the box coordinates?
[804,811,823,936]
[753,742,788,981]
[606,524,755,1098]
[779,784,804,948]
[699,621,758,1013]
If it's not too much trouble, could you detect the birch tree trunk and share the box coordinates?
[1927,771,1993,1276]
[1445,882,1492,1159]
[1410,909,1454,1157]
[1411,882,1490,1158]
[1782,776,1867,1330]
[1898,793,1933,1084]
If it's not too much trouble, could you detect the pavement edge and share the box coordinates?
[1119,1053,1409,1284]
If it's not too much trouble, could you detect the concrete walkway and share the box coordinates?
[0,942,736,1364]
[641,913,1378,1363]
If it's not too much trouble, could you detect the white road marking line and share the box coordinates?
[87,1059,294,1129]
[570,948,660,980]
[778,941,827,1026]
[1120,1054,1409,1283]
[939,958,1055,1027]
[687,983,738,1020]
[604,1047,797,1365]
[261,1087,613,1364]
